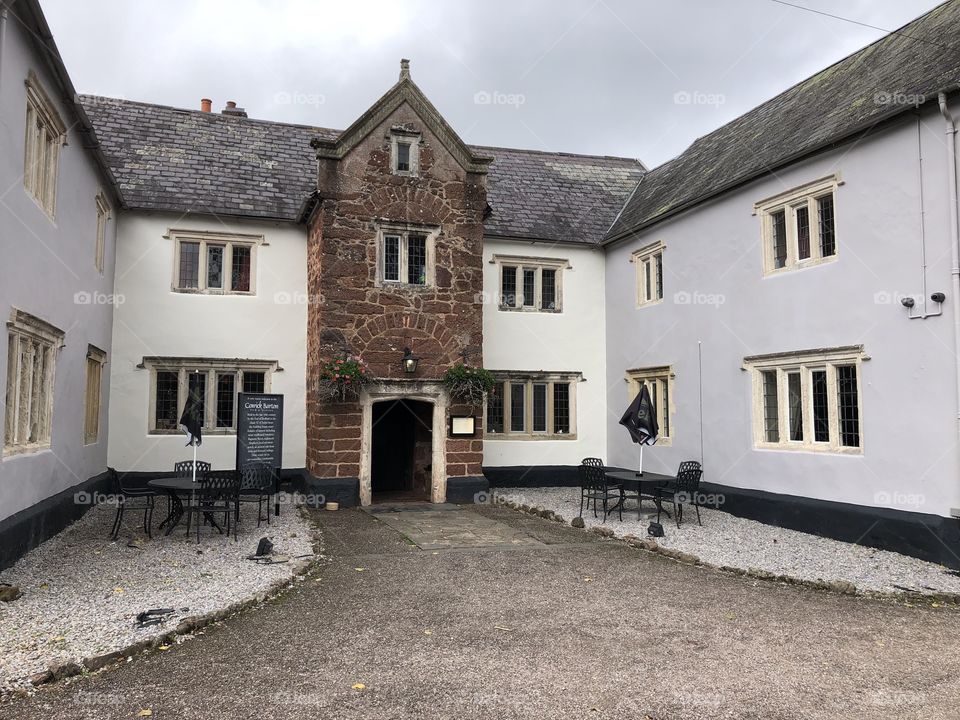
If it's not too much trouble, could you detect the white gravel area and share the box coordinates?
[0,495,317,695]
[494,487,960,596]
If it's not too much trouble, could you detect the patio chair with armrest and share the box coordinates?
[655,460,703,528]
[579,458,624,523]
[236,466,275,527]
[108,467,156,540]
[184,469,240,542]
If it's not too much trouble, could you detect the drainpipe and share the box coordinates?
[908,111,943,319]
[939,93,960,430]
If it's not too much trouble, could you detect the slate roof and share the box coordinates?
[605,0,960,242]
[82,98,644,244]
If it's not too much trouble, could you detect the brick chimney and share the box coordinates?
[200,98,212,113]
[221,100,248,118]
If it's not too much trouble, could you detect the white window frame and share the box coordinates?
[493,255,568,312]
[95,192,110,274]
[23,71,66,218]
[4,309,64,456]
[485,372,579,440]
[84,345,106,445]
[755,175,840,275]
[631,241,664,308]
[168,230,261,294]
[743,346,865,454]
[390,131,421,175]
[144,358,277,435]
[625,366,673,445]
[376,223,437,287]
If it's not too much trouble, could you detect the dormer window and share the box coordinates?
[390,132,419,175]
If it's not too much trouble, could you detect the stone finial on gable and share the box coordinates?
[399,58,411,81]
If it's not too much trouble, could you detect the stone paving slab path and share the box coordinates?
[3,504,960,720]
[364,503,544,549]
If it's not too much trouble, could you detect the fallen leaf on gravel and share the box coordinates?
[137,710,153,717]
[424,630,432,635]
[583,577,593,582]
[114,587,125,594]
[158,645,171,651]
[493,626,513,632]
[354,568,365,572]
[352,683,366,690]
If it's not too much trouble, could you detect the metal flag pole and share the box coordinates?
[638,443,643,476]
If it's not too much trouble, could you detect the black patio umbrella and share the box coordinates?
[179,381,204,481]
[619,384,659,475]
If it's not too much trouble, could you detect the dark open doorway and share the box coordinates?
[371,399,434,503]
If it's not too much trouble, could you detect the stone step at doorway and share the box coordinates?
[363,505,543,550]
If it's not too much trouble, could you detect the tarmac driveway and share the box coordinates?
[2,504,959,719]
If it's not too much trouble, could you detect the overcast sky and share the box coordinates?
[42,0,941,168]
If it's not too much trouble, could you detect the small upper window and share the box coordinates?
[755,175,839,275]
[391,132,420,175]
[23,72,66,217]
[632,241,664,307]
[170,231,259,294]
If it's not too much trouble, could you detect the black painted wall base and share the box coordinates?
[446,476,489,504]
[699,481,960,571]
[0,470,111,571]
[483,465,580,487]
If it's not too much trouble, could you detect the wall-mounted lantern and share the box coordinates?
[402,347,419,374]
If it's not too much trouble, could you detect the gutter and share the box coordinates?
[938,93,960,431]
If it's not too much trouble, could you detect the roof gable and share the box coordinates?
[311,60,492,174]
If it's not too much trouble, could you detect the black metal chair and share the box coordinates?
[173,460,211,482]
[108,467,156,540]
[184,470,240,542]
[578,458,624,522]
[655,461,704,528]
[236,466,275,527]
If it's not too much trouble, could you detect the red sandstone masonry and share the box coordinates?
[306,99,487,481]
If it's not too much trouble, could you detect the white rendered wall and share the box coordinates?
[605,102,960,518]
[107,212,307,472]
[0,18,117,521]
[482,238,607,468]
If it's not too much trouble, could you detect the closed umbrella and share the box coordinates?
[619,384,659,475]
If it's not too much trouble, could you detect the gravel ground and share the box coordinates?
[493,487,960,595]
[0,497,316,695]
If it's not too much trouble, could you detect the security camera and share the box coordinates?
[931,292,946,303]
[901,296,915,308]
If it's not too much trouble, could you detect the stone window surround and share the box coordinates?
[141,357,278,435]
[94,192,110,274]
[624,365,674,446]
[754,174,841,276]
[631,240,664,308]
[389,129,421,175]
[166,228,263,295]
[4,309,64,456]
[491,254,569,313]
[742,345,865,454]
[358,380,450,506]
[374,221,439,288]
[84,345,106,445]
[23,70,66,219]
[486,371,580,440]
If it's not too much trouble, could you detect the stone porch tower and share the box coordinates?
[303,61,492,505]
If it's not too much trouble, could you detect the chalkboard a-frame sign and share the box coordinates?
[236,393,284,473]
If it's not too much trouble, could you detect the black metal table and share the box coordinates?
[605,470,675,520]
[147,477,223,536]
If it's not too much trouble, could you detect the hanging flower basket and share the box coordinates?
[318,356,373,402]
[442,363,496,407]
